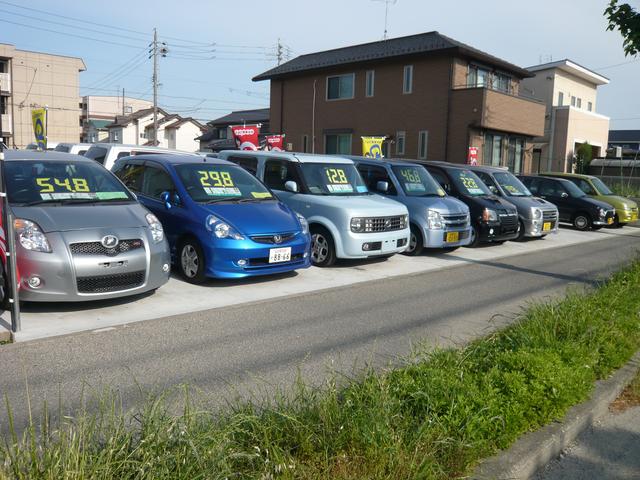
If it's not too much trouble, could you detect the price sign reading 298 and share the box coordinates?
[36,177,90,192]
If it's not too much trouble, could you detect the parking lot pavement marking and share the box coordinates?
[2,227,639,343]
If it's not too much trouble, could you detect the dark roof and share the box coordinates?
[165,117,205,130]
[253,31,532,81]
[106,107,168,128]
[609,130,640,142]
[206,108,270,127]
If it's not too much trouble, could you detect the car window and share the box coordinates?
[539,179,561,197]
[263,159,302,191]
[357,164,397,195]
[474,171,498,190]
[114,163,144,192]
[116,151,133,160]
[427,168,449,190]
[141,165,175,199]
[227,155,258,175]
[570,178,596,195]
[493,172,532,197]
[84,146,108,164]
[77,149,88,156]
[520,176,538,194]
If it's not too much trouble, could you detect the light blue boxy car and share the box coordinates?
[219,151,410,267]
[348,157,472,255]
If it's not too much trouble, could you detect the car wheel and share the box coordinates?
[466,225,480,248]
[178,238,207,284]
[572,213,592,231]
[310,226,336,267]
[516,220,526,241]
[404,224,424,256]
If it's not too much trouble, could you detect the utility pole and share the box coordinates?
[152,28,158,146]
[122,87,125,116]
[372,0,398,40]
[276,38,283,66]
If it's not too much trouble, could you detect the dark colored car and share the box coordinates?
[518,175,616,230]
[423,161,519,246]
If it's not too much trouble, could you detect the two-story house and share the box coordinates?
[197,108,270,151]
[253,31,545,173]
[521,60,610,172]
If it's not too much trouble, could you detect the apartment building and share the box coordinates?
[0,43,85,148]
[253,31,545,173]
[522,60,610,172]
[81,95,152,142]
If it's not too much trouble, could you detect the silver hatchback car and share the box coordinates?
[4,150,170,302]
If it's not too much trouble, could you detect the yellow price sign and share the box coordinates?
[36,177,90,193]
[198,170,234,188]
[325,168,348,184]
[399,168,421,183]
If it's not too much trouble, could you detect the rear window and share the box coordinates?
[54,145,70,153]
[84,146,108,164]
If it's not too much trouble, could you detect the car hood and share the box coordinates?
[202,200,300,235]
[505,196,556,209]
[403,195,469,215]
[595,195,638,210]
[582,197,615,210]
[11,203,147,233]
[298,193,408,216]
[465,194,517,212]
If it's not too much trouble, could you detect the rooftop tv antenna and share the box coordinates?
[372,0,398,40]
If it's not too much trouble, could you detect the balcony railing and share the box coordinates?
[0,73,10,93]
[1,114,12,134]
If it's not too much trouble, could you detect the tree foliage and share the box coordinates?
[605,0,640,56]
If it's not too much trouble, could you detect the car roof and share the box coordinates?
[1,149,95,162]
[519,174,573,184]
[421,160,476,170]
[58,142,92,147]
[87,143,190,153]
[541,172,593,180]
[342,155,424,167]
[220,150,354,165]
[125,153,235,166]
[467,165,510,173]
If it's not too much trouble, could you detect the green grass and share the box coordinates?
[609,182,640,199]
[2,262,640,479]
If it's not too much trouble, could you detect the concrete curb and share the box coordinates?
[473,351,640,480]
[0,328,10,343]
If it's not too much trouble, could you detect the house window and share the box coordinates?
[403,65,413,94]
[588,101,593,112]
[571,96,576,107]
[326,74,355,100]
[418,130,428,159]
[125,106,133,114]
[325,134,352,154]
[491,73,511,93]
[558,92,564,106]
[396,131,406,155]
[112,131,119,142]
[507,138,525,174]
[217,127,227,139]
[365,70,375,97]
[468,65,490,88]
[576,98,582,109]
[484,133,503,167]
[302,135,309,153]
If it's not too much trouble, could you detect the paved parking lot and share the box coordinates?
[1,226,638,342]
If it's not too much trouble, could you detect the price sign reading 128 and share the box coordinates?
[325,168,348,184]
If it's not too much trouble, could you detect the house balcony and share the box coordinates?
[0,73,10,94]
[450,86,545,137]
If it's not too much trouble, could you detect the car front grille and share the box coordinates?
[362,215,406,233]
[442,213,468,227]
[77,271,145,293]
[250,233,296,244]
[542,210,558,221]
[499,213,518,227]
[70,239,144,257]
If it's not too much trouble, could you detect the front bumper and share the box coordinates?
[202,232,311,279]
[594,209,616,226]
[522,211,559,237]
[423,226,472,248]
[477,220,519,243]
[616,208,638,224]
[340,227,410,258]
[17,228,170,302]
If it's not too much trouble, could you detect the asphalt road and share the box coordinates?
[1,231,639,434]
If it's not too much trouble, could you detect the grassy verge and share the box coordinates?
[2,262,640,479]
[609,182,640,199]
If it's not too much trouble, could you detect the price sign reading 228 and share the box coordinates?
[198,170,234,188]
[36,177,90,192]
[325,168,348,184]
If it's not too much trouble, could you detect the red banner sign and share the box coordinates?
[231,125,260,151]
[467,146,478,165]
[265,134,285,151]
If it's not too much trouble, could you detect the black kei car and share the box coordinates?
[518,175,616,231]
[423,162,519,247]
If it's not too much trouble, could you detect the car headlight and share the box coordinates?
[145,213,164,243]
[14,219,51,253]
[205,214,244,240]
[427,209,443,229]
[482,208,498,222]
[532,208,542,219]
[295,212,309,235]
[400,214,408,229]
[598,208,606,218]
[350,217,365,233]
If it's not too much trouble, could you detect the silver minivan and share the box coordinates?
[84,143,197,171]
[219,151,410,267]
[4,150,170,302]
[54,143,93,156]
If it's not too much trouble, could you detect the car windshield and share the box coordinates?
[6,160,135,205]
[591,177,614,195]
[564,180,587,198]
[493,171,532,197]
[175,163,274,203]
[299,163,369,196]
[391,165,446,197]
[450,169,492,196]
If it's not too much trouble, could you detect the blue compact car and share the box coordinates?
[113,154,311,283]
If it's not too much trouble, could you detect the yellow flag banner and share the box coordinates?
[31,108,47,150]
[361,136,385,158]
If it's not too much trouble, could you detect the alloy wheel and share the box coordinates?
[311,233,329,264]
[181,244,199,278]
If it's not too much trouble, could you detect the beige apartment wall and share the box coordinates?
[551,106,609,171]
[0,44,85,148]
[86,96,152,119]
[553,70,598,110]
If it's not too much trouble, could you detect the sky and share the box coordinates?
[0,0,638,129]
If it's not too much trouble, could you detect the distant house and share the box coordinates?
[608,130,640,155]
[81,95,153,142]
[105,107,205,152]
[197,108,270,151]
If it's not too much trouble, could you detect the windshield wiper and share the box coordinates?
[203,198,234,204]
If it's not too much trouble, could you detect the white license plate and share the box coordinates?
[269,247,291,263]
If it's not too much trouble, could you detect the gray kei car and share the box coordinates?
[4,150,170,302]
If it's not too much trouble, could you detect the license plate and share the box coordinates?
[607,217,614,225]
[445,231,459,243]
[268,247,291,263]
[543,222,552,232]
[632,213,638,222]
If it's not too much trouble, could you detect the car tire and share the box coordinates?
[572,212,592,231]
[404,224,424,256]
[466,225,480,248]
[516,220,526,241]
[310,226,337,267]
[178,238,207,284]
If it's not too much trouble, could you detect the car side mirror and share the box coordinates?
[376,180,389,193]
[561,192,569,198]
[161,191,172,209]
[284,180,299,193]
